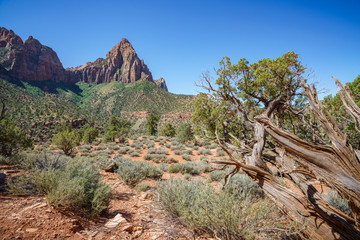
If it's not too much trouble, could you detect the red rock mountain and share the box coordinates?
[0,27,168,91]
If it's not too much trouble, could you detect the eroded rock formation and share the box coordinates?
[0,27,167,90]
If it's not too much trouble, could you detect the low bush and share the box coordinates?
[26,155,111,217]
[156,178,282,240]
[216,148,225,157]
[158,163,169,172]
[181,154,191,161]
[326,191,353,216]
[135,183,149,192]
[116,159,163,186]
[208,170,227,182]
[198,149,211,155]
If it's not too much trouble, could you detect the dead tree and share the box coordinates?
[199,73,360,239]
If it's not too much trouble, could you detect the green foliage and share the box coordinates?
[104,116,131,142]
[116,158,163,186]
[323,75,360,148]
[0,118,32,157]
[176,123,194,143]
[160,123,176,137]
[156,178,283,239]
[52,130,80,155]
[135,183,149,192]
[326,191,353,217]
[82,127,99,144]
[34,158,111,217]
[146,112,160,136]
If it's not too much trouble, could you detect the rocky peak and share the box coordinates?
[67,37,155,85]
[0,28,168,91]
[0,27,65,82]
[155,77,168,91]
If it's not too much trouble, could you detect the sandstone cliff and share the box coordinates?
[0,27,66,82]
[0,27,167,91]
[66,38,153,84]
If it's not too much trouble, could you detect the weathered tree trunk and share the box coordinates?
[217,79,360,239]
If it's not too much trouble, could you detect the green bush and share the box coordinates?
[198,149,211,155]
[116,158,163,186]
[135,183,149,192]
[104,116,131,142]
[168,163,183,173]
[176,123,194,143]
[146,113,160,136]
[156,178,280,239]
[160,123,176,137]
[0,118,32,157]
[326,191,353,216]
[182,154,191,161]
[30,156,111,217]
[209,170,227,182]
[52,130,80,155]
[82,127,99,144]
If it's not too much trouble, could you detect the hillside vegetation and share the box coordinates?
[0,78,194,139]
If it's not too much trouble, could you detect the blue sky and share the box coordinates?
[0,0,359,97]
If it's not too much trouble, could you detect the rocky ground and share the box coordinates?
[0,166,211,240]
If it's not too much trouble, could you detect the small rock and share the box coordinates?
[25,228,38,233]
[104,214,127,229]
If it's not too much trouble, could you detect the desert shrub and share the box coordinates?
[156,178,280,240]
[136,183,148,192]
[200,156,208,161]
[117,147,129,154]
[181,154,191,161]
[165,143,171,148]
[160,123,176,137]
[326,191,353,216]
[216,148,225,157]
[104,116,131,143]
[167,157,178,163]
[0,118,32,157]
[130,151,140,157]
[52,130,80,155]
[158,163,169,172]
[174,150,181,155]
[183,173,192,180]
[168,163,183,173]
[7,175,37,195]
[182,149,193,155]
[176,123,194,143]
[209,170,227,182]
[31,156,111,217]
[78,144,92,151]
[146,113,160,136]
[193,146,199,150]
[117,159,163,186]
[82,127,99,144]
[224,174,264,202]
[198,149,211,155]
[205,144,218,149]
[95,145,106,151]
[146,141,155,148]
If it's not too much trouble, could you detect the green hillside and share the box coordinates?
[71,80,194,122]
[0,78,195,139]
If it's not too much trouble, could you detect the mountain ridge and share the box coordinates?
[0,27,168,91]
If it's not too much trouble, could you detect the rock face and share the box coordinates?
[66,38,153,84]
[0,27,167,90]
[154,77,168,91]
[0,27,66,82]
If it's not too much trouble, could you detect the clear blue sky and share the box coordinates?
[0,0,359,97]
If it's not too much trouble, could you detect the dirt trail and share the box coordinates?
[0,166,208,240]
